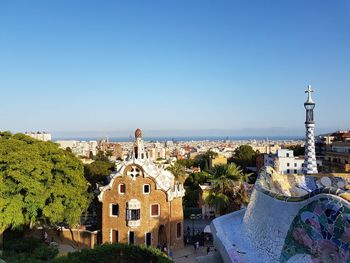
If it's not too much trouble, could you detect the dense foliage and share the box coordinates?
[166,162,187,183]
[286,144,305,156]
[184,171,211,207]
[1,237,58,263]
[0,132,91,245]
[84,160,115,188]
[52,243,173,263]
[229,145,259,168]
[206,163,249,214]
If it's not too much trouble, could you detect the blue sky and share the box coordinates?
[0,1,349,137]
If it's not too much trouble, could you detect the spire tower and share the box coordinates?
[133,128,146,160]
[303,85,318,174]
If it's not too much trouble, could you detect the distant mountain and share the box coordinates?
[51,127,333,139]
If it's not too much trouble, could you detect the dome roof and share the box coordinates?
[135,128,142,138]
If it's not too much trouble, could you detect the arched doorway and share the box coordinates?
[158,225,167,246]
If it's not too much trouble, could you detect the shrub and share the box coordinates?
[1,237,58,263]
[53,243,173,263]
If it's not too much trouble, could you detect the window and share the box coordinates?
[286,153,290,157]
[287,163,290,167]
[119,184,126,194]
[287,169,290,174]
[128,209,140,220]
[294,170,297,174]
[143,184,150,194]
[111,204,119,217]
[294,163,297,167]
[176,222,182,238]
[151,204,160,217]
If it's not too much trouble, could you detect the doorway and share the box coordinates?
[129,231,135,244]
[146,232,152,246]
[158,225,167,246]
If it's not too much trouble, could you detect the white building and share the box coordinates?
[25,132,52,141]
[147,142,169,161]
[56,140,98,157]
[264,149,304,175]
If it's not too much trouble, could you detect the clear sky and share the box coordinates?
[0,0,349,137]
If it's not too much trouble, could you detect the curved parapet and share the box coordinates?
[211,166,350,263]
[280,197,350,263]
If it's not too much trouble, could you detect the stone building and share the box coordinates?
[98,129,185,249]
[98,140,123,160]
[317,131,350,172]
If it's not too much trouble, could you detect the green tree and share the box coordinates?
[193,150,218,171]
[84,160,115,188]
[230,145,258,168]
[166,161,187,183]
[206,163,249,214]
[176,159,195,169]
[183,171,211,207]
[94,150,109,162]
[0,132,91,248]
[286,145,305,156]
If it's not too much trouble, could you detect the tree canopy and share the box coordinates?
[0,132,91,241]
[166,161,187,183]
[230,145,258,168]
[84,160,115,188]
[183,171,211,207]
[206,163,249,214]
[286,145,305,156]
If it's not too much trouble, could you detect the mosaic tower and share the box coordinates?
[303,85,318,174]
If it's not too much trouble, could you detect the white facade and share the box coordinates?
[55,140,98,157]
[264,149,304,175]
[25,132,51,141]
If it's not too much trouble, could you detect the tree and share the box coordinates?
[193,149,218,171]
[94,150,109,162]
[206,163,249,215]
[84,160,115,189]
[176,159,195,169]
[230,145,258,168]
[166,161,187,183]
[0,132,91,248]
[183,171,211,207]
[286,145,305,156]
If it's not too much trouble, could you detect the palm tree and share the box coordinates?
[167,161,187,183]
[206,163,250,215]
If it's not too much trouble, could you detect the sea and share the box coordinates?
[52,136,304,142]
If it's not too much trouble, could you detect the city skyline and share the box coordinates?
[1,1,350,134]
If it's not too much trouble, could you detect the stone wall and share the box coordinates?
[25,227,99,249]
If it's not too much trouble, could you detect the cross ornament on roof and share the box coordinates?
[305,85,314,103]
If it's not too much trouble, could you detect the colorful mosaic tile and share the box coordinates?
[280,197,350,263]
